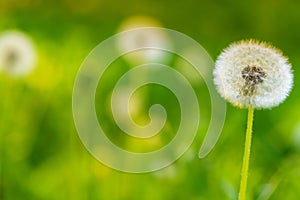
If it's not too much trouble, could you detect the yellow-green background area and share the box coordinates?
[1,0,300,199]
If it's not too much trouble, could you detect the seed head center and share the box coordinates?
[241,66,266,96]
[5,49,19,68]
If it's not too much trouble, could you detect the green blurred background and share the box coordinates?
[1,0,300,199]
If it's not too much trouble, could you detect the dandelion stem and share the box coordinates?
[238,105,254,200]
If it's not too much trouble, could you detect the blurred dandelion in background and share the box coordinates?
[113,17,174,152]
[0,30,36,77]
[117,16,171,67]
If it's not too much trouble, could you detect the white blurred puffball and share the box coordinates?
[0,30,36,77]
[117,16,171,66]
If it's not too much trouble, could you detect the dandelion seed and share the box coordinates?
[0,30,36,77]
[214,40,293,109]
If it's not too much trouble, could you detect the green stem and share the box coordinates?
[238,105,254,200]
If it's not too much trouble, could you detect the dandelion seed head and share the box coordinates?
[0,30,36,77]
[214,40,293,109]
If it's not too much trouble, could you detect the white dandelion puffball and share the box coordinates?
[214,40,293,109]
[0,30,36,77]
